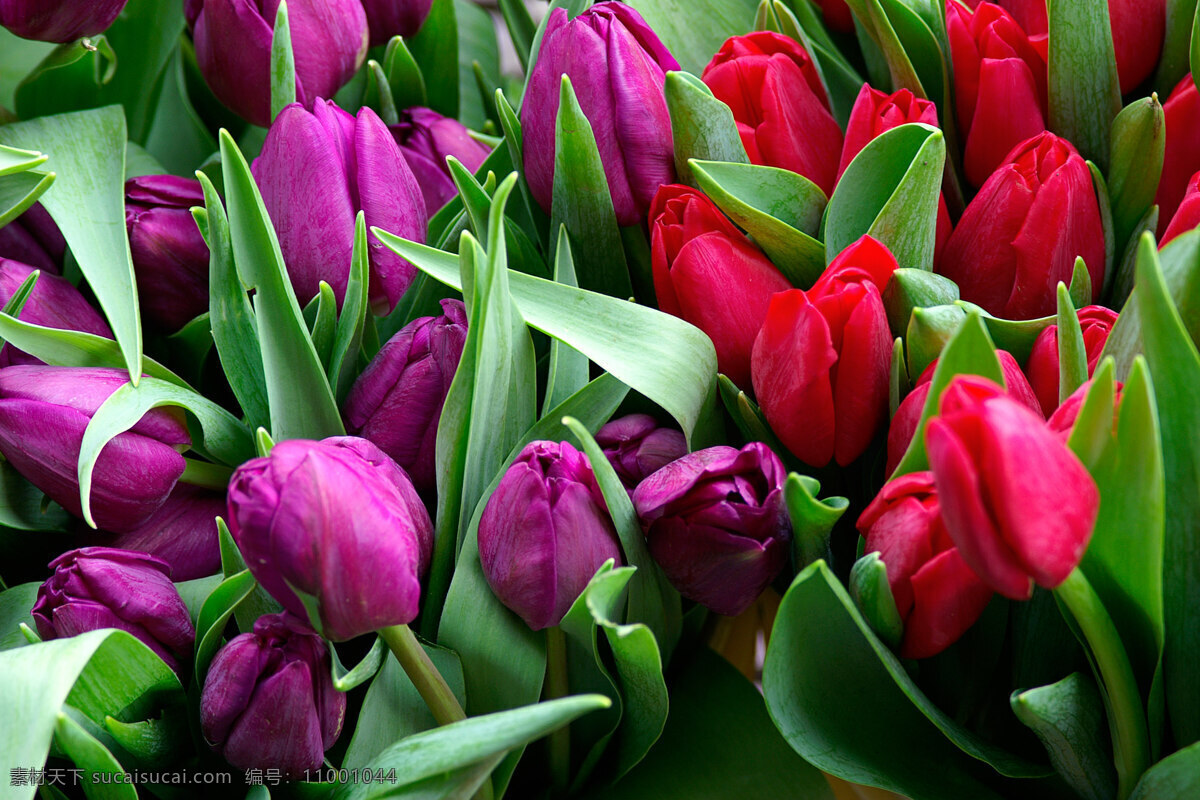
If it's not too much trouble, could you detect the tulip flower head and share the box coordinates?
[0,205,65,273]
[104,485,226,582]
[0,259,112,368]
[1161,170,1200,247]
[0,0,127,42]
[1024,305,1119,416]
[926,375,1099,599]
[390,107,493,216]
[361,0,433,45]
[633,442,791,617]
[595,413,688,491]
[33,547,195,671]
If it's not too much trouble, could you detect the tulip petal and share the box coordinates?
[901,548,994,659]
[963,57,1046,187]
[832,285,891,466]
[221,660,326,776]
[194,0,276,126]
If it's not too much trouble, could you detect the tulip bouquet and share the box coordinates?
[0,0,1199,798]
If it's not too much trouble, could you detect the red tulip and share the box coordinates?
[857,472,993,659]
[927,375,1099,599]
[946,1,1048,187]
[1046,378,1123,440]
[937,131,1104,320]
[1161,169,1200,247]
[701,32,843,197]
[812,0,854,33]
[650,184,792,388]
[751,235,896,467]
[838,84,952,258]
[1157,77,1200,239]
[886,349,1040,475]
[1024,305,1119,417]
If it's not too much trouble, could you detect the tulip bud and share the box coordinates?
[201,612,345,777]
[857,472,993,659]
[0,0,127,43]
[189,0,367,126]
[523,1,679,226]
[633,442,791,616]
[343,299,467,496]
[1161,170,1200,248]
[0,259,112,368]
[33,547,194,670]
[701,32,843,197]
[1156,77,1200,238]
[752,236,897,467]
[390,107,493,216]
[0,205,65,273]
[1024,305,1119,416]
[253,100,426,315]
[362,0,432,45]
[595,414,688,491]
[839,85,952,257]
[927,375,1099,599]
[227,437,432,641]
[1046,379,1124,439]
[478,440,623,631]
[103,485,225,581]
[649,184,792,388]
[125,176,210,333]
[886,350,1040,474]
[0,366,189,532]
[813,0,855,33]
[937,131,1105,320]
[946,1,1048,187]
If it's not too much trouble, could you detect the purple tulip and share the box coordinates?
[0,0,127,43]
[0,259,112,368]
[227,437,433,641]
[125,176,210,332]
[595,413,687,491]
[188,0,368,127]
[523,1,679,226]
[103,485,225,581]
[633,443,791,616]
[479,440,623,630]
[0,366,189,532]
[390,107,493,216]
[201,612,345,777]
[0,205,66,273]
[343,299,467,496]
[32,547,194,670]
[362,0,432,45]
[253,100,426,315]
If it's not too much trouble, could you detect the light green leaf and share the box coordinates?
[54,709,137,800]
[1047,0,1121,169]
[1108,97,1166,256]
[1154,0,1199,94]
[1056,283,1088,404]
[407,0,459,118]
[270,0,297,120]
[543,228,590,415]
[328,213,371,404]
[849,553,903,651]
[665,71,749,187]
[785,473,848,569]
[1012,673,1116,800]
[381,36,427,111]
[193,569,256,683]
[624,0,760,76]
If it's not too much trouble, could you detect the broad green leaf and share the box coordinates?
[76,377,254,526]
[54,709,138,800]
[343,644,466,770]
[1154,0,1199,93]
[785,473,848,569]
[883,268,960,338]
[543,228,590,415]
[454,0,502,130]
[1012,673,1116,800]
[0,29,53,110]
[905,303,968,379]
[374,231,721,446]
[841,0,926,98]
[624,0,759,76]
[763,562,1048,800]
[498,0,537,71]
[825,123,945,270]
[1056,283,1088,404]
[849,553,903,650]
[218,519,282,633]
[218,130,344,441]
[1130,739,1200,799]
[196,174,270,431]
[690,159,826,287]
[1108,97,1166,256]
[332,695,612,800]
[1134,237,1200,747]
[1047,0,1121,168]
[143,49,217,176]
[193,569,256,681]
[0,107,143,382]
[873,0,947,103]
[960,303,1056,365]
[0,582,39,651]
[551,76,632,300]
[892,312,1004,476]
[664,72,749,188]
[269,0,297,120]
[407,0,459,118]
[328,213,371,404]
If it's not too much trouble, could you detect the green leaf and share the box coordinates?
[664,72,749,188]
[1108,97,1166,256]
[328,213,371,404]
[782,0,868,127]
[454,0,502,131]
[381,36,427,111]
[849,553,903,650]
[1012,673,1116,800]
[0,630,182,800]
[551,75,632,300]
[543,229,590,415]
[1047,0,1122,169]
[905,303,968,379]
[717,374,790,456]
[883,268,960,338]
[495,88,551,248]
[143,49,218,176]
[307,282,339,370]
[784,473,848,569]
[331,636,387,693]
[54,709,138,800]
[1154,0,1199,94]
[218,518,282,633]
[218,130,344,441]
[197,173,270,431]
[825,123,945,270]
[1133,237,1200,747]
[0,462,69,534]
[0,29,53,110]
[1089,163,1118,295]
[0,144,53,227]
[0,582,39,651]
[364,60,400,126]
[690,159,826,287]
[333,695,611,800]
[270,0,297,120]
[1130,739,1200,799]
[0,107,143,382]
[75,377,254,526]
[407,0,459,118]
[1069,257,1094,310]
[374,232,720,447]
[763,562,1049,799]
[343,643,466,770]
[193,570,257,681]
[892,312,1004,476]
[624,0,761,76]
[1192,0,1200,97]
[498,0,537,71]
[842,0,926,98]
[1056,283,1088,404]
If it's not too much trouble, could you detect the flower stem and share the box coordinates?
[546,626,570,794]
[1054,568,1150,799]
[378,624,466,726]
[179,458,233,490]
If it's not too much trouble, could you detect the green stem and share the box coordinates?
[378,624,466,726]
[178,458,233,490]
[1054,568,1150,799]
[546,626,570,794]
